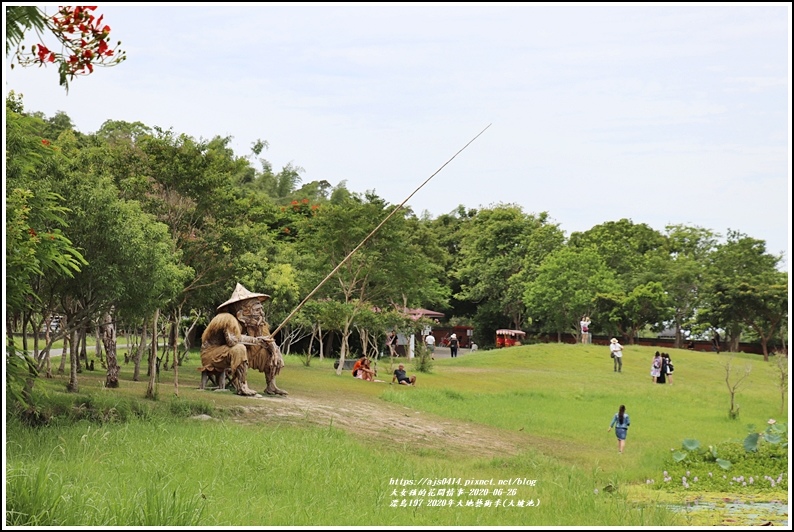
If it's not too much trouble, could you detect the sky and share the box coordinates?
[4,3,792,270]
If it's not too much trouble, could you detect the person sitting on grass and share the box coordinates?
[357,358,376,381]
[351,356,375,381]
[351,355,366,377]
[392,363,416,386]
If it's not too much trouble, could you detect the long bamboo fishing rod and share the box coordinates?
[270,123,492,338]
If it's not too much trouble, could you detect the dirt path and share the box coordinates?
[230,390,528,459]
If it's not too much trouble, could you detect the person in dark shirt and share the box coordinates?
[449,333,459,357]
[392,363,416,386]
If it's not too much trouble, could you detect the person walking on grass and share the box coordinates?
[609,338,623,372]
[425,331,436,355]
[449,333,459,358]
[386,330,399,358]
[607,404,630,453]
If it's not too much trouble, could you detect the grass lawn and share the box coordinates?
[6,342,789,526]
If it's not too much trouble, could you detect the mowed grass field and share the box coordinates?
[5,342,789,526]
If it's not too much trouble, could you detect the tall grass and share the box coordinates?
[5,342,787,526]
[5,417,682,526]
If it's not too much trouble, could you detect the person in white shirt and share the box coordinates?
[580,316,591,344]
[610,338,623,372]
[425,332,436,354]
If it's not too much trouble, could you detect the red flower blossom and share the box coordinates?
[41,139,51,146]
[36,44,51,61]
[13,6,126,90]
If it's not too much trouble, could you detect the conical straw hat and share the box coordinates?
[217,283,270,311]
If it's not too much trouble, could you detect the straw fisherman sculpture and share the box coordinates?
[198,283,287,396]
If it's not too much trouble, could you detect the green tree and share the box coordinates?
[96,119,152,144]
[701,230,787,354]
[5,99,87,405]
[569,219,666,287]
[427,205,479,321]
[296,194,445,374]
[594,281,671,343]
[5,104,87,315]
[38,127,188,391]
[454,204,564,334]
[710,277,787,361]
[653,224,717,347]
[524,246,621,341]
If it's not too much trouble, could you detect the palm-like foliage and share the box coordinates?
[5,6,46,54]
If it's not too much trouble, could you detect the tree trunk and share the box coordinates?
[101,310,120,388]
[162,345,170,374]
[78,324,87,373]
[67,328,79,392]
[36,315,50,373]
[179,309,201,365]
[58,315,69,375]
[336,319,354,376]
[133,322,146,381]
[674,321,683,349]
[318,325,324,360]
[758,327,772,362]
[172,312,179,397]
[32,314,43,361]
[94,324,103,369]
[727,324,742,353]
[21,310,30,354]
[6,311,15,351]
[324,332,334,360]
[124,327,135,364]
[146,309,159,399]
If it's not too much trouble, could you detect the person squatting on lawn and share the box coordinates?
[198,283,287,396]
[609,337,623,372]
[392,364,416,386]
[607,404,630,453]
